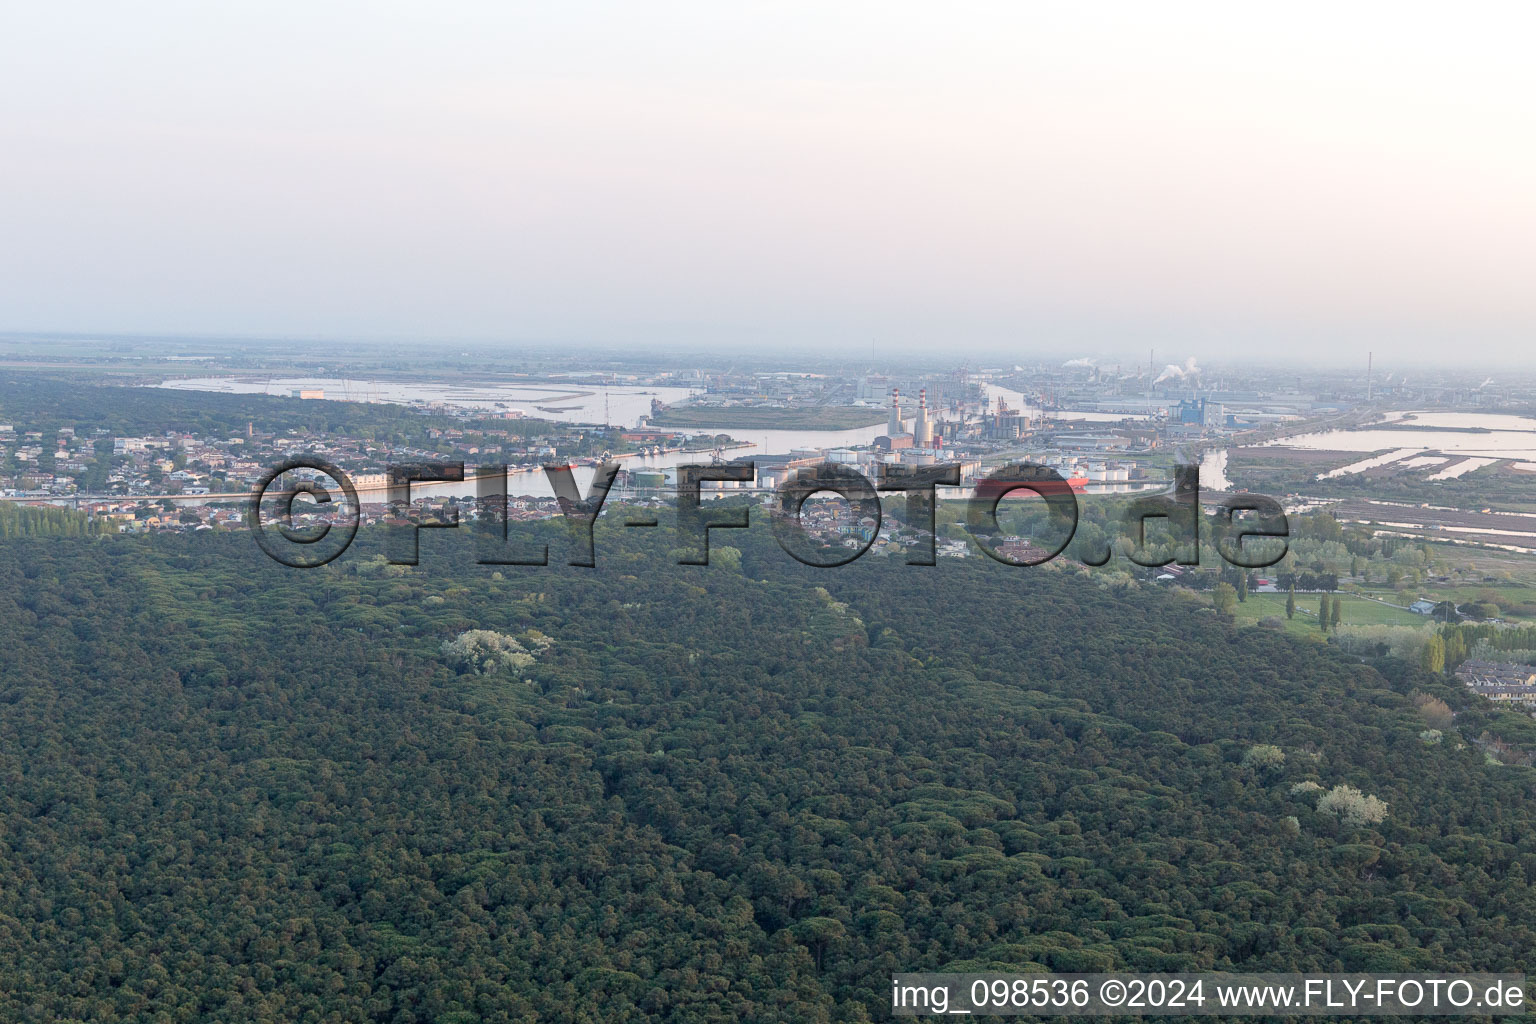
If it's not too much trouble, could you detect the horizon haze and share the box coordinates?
[3,2,1534,362]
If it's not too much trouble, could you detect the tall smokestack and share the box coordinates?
[1367,351,1373,402]
[915,388,933,447]
[888,387,902,437]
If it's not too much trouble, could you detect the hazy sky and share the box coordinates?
[3,3,1534,361]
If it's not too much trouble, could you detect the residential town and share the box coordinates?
[1456,659,1536,706]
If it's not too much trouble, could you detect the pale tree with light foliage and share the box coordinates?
[1241,744,1285,772]
[442,630,539,675]
[1317,784,1388,826]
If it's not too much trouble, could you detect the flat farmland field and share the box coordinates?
[1228,591,1426,634]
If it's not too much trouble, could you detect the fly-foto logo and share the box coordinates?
[248,458,1288,570]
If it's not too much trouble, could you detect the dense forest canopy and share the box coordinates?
[0,517,1532,1021]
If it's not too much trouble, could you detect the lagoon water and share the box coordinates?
[980,383,1152,423]
[159,375,896,500]
[1186,410,1536,487]
[1199,448,1233,491]
[161,375,1168,502]
[159,375,695,428]
[1201,411,1536,490]
[1267,411,1536,458]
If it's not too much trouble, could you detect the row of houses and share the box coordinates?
[1455,659,1536,705]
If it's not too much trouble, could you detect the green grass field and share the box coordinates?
[1229,591,1426,636]
[1411,583,1534,604]
[1356,582,1536,622]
